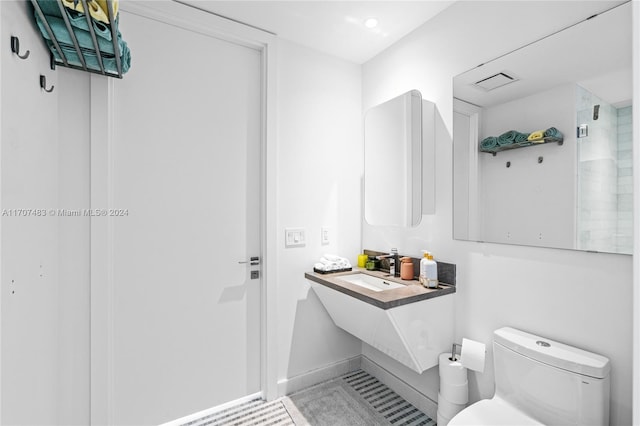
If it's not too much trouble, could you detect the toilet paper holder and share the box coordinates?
[450,342,461,361]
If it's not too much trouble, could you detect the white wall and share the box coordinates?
[362,2,633,425]
[1,3,91,424]
[276,39,364,387]
[480,84,576,248]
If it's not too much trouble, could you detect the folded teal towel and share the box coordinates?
[49,40,130,74]
[34,0,112,41]
[544,127,562,138]
[480,136,498,151]
[514,132,528,143]
[66,8,113,41]
[33,0,63,18]
[35,11,130,73]
[497,130,518,146]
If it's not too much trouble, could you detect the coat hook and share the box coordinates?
[40,75,54,93]
[10,36,30,59]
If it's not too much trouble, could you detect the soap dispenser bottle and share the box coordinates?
[425,253,438,288]
[419,251,438,288]
[419,251,429,286]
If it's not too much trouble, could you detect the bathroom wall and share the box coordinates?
[480,84,576,248]
[276,40,363,388]
[1,1,91,424]
[361,2,633,425]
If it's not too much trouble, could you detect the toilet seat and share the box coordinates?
[448,397,543,426]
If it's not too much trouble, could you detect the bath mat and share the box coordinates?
[282,370,435,426]
[183,369,435,426]
[282,378,388,425]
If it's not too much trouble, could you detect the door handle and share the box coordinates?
[238,256,260,266]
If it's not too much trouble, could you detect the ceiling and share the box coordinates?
[454,2,631,108]
[179,1,455,64]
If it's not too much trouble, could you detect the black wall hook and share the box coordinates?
[10,36,30,59]
[39,75,54,93]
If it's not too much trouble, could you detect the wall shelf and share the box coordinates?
[481,136,564,156]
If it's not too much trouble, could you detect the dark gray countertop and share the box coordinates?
[305,268,456,310]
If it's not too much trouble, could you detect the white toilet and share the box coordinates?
[449,327,611,425]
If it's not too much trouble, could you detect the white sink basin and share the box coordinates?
[337,273,404,292]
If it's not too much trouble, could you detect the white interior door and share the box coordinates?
[99,7,262,425]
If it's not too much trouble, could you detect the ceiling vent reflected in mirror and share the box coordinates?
[474,72,518,91]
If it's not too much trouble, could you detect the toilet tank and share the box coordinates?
[493,327,611,426]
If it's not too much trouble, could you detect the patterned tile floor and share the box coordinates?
[182,370,435,426]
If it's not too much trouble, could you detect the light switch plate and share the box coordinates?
[321,227,330,245]
[285,227,306,247]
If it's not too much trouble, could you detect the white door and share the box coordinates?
[98,7,262,425]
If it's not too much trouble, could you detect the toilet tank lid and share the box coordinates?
[494,327,611,379]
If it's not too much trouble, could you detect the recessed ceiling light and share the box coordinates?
[364,17,378,29]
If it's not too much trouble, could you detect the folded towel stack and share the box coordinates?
[34,0,130,75]
[497,130,528,147]
[314,254,352,272]
[61,0,119,24]
[480,127,563,152]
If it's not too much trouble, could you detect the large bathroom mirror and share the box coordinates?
[364,90,423,227]
[453,2,632,254]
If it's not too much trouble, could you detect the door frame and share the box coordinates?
[89,2,278,424]
[452,98,482,241]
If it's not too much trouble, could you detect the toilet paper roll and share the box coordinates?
[439,352,467,386]
[438,392,467,419]
[440,380,469,405]
[461,338,486,373]
[437,410,452,426]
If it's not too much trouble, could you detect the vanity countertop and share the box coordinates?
[305,268,455,310]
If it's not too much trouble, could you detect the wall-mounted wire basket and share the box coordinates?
[30,0,130,78]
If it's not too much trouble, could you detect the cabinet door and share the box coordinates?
[1,1,60,425]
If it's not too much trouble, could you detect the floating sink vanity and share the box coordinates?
[305,268,455,373]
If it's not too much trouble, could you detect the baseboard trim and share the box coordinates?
[361,355,438,420]
[277,355,362,396]
[158,391,263,426]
